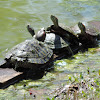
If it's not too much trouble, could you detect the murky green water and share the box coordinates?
[0,0,100,99]
[1,0,100,54]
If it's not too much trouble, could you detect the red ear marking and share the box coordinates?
[29,28,32,31]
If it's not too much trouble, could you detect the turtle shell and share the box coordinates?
[88,21,100,32]
[71,24,81,34]
[44,33,69,49]
[59,23,76,34]
[85,27,98,36]
[5,38,53,67]
[86,21,100,36]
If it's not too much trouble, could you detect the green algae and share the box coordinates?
[0,47,100,99]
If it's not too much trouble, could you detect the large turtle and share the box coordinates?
[4,36,53,78]
[77,22,99,47]
[46,15,79,46]
[27,25,73,55]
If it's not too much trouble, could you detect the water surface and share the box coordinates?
[0,0,100,99]
[1,0,100,54]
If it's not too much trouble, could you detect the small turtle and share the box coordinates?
[72,21,100,37]
[4,36,53,78]
[47,15,79,46]
[77,22,99,47]
[27,25,73,55]
[78,22,99,37]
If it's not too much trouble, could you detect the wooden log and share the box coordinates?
[0,68,24,89]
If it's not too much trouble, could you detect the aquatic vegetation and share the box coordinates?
[0,47,100,99]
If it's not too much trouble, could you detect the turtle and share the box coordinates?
[78,22,99,37]
[4,37,53,78]
[71,21,100,38]
[77,22,99,47]
[46,15,79,46]
[27,25,73,55]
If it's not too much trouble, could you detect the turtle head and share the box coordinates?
[78,22,86,34]
[27,24,35,37]
[35,27,46,42]
[51,15,59,28]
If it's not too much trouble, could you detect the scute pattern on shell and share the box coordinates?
[44,33,69,49]
[85,26,99,36]
[59,23,75,34]
[6,38,53,64]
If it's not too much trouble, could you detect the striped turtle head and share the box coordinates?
[35,27,46,42]
[78,22,86,34]
[51,15,59,28]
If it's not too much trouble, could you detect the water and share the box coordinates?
[1,0,100,54]
[0,0,100,99]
